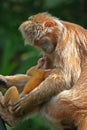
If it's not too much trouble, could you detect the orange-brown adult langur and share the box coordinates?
[0,13,87,130]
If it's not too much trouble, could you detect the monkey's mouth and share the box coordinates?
[39,56,53,69]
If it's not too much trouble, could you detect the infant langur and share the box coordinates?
[2,60,51,114]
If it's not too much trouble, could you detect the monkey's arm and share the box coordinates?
[0,74,30,93]
[13,69,67,116]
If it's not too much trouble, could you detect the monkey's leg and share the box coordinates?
[4,86,19,105]
[3,86,19,114]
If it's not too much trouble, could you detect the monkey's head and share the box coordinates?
[19,13,64,54]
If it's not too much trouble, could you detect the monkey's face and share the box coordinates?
[19,21,44,45]
[19,13,59,54]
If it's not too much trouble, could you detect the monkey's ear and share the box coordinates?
[44,21,56,27]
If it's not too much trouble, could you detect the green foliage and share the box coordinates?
[13,116,52,130]
[0,0,87,130]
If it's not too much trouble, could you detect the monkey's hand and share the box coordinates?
[12,96,27,115]
[0,92,23,126]
[12,95,36,116]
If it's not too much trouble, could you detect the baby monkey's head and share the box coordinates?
[19,13,63,54]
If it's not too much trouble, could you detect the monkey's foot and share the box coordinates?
[0,92,22,127]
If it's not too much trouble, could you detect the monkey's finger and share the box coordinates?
[12,104,26,116]
[13,96,25,109]
[12,98,25,113]
[13,106,21,113]
[12,102,22,111]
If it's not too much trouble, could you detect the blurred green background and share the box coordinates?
[0,0,87,130]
